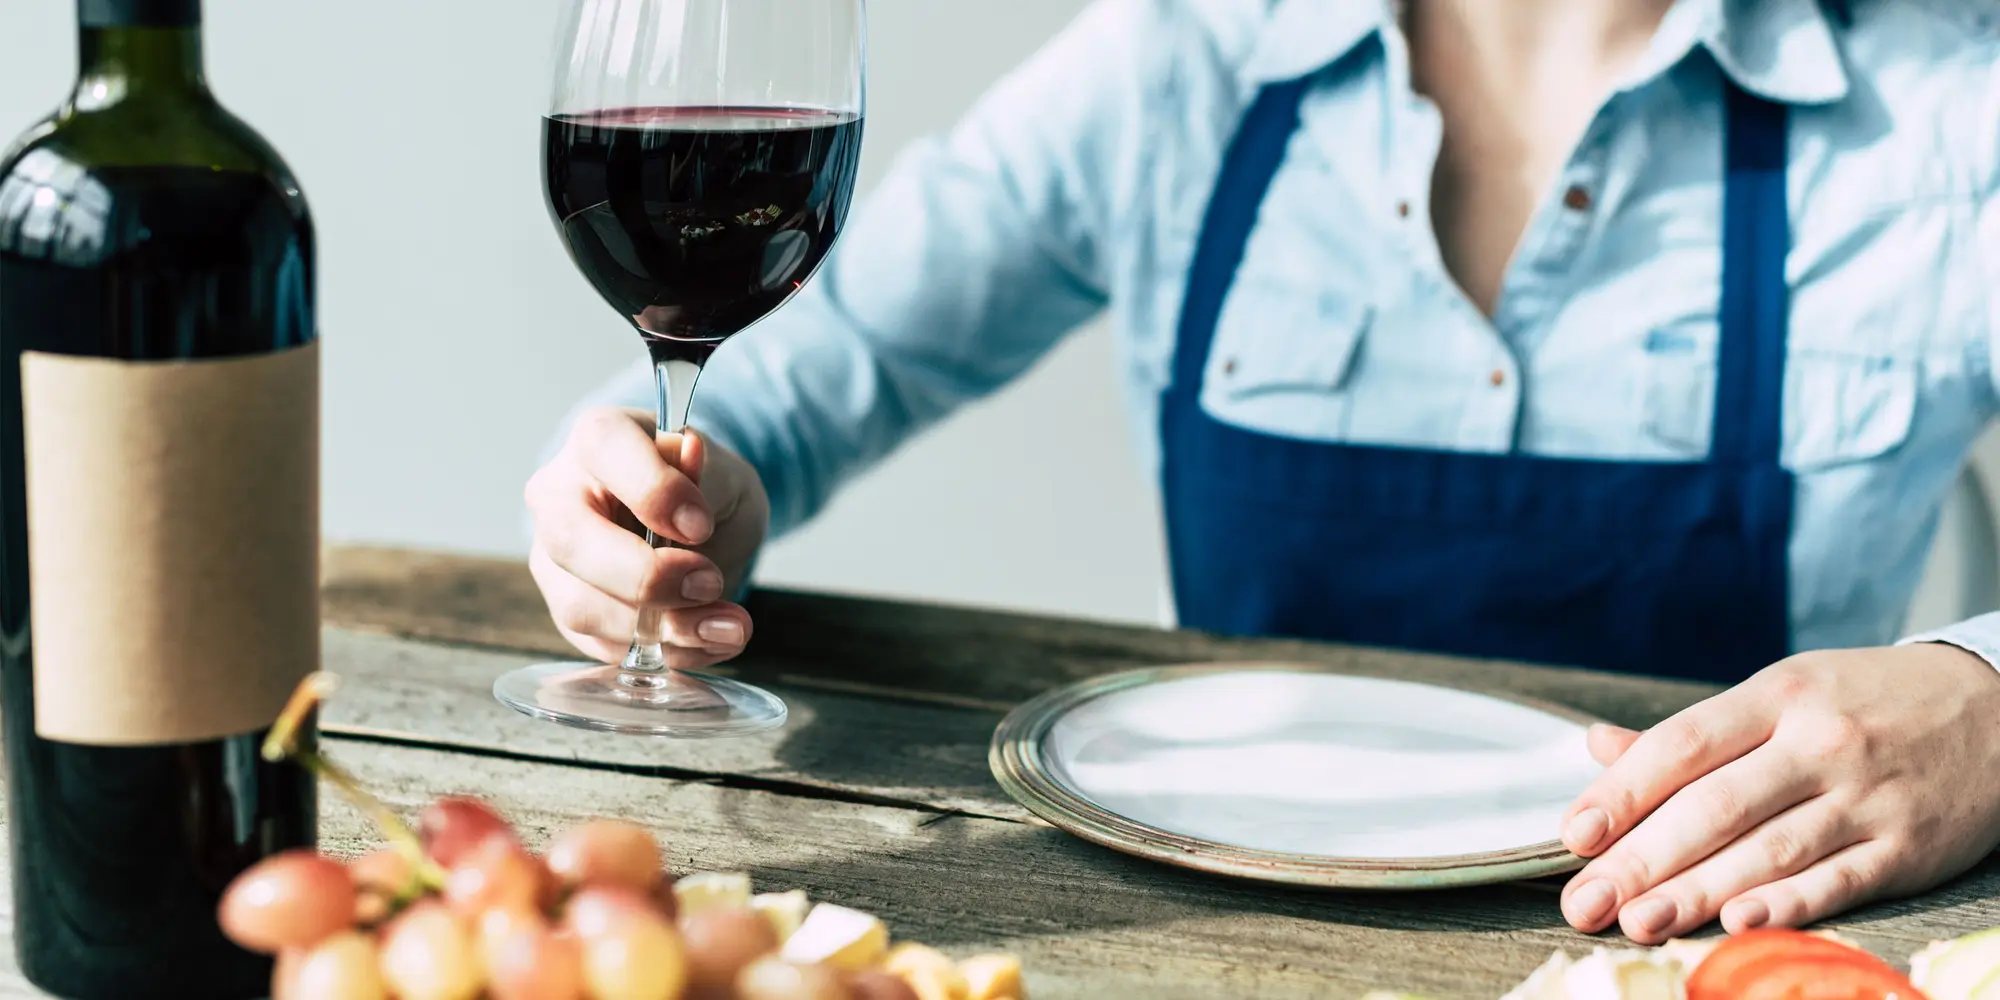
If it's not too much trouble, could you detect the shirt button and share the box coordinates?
[1396,200,1412,219]
[1562,185,1594,212]
[1222,358,1238,376]
[1489,369,1507,388]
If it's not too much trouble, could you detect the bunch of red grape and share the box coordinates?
[217,795,1025,1000]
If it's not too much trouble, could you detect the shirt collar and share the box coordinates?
[1237,0,1391,89]
[1237,0,1850,107]
[1638,0,1851,105]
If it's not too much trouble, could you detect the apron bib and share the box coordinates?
[1160,80,1794,684]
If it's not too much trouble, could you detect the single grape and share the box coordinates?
[218,850,358,954]
[476,903,549,953]
[351,894,391,930]
[681,906,780,992]
[482,912,586,1000]
[737,957,855,1000]
[444,837,542,917]
[578,903,687,1000]
[418,797,515,868]
[846,970,921,1000]
[350,848,415,895]
[349,849,416,925]
[290,930,388,1000]
[563,885,663,940]
[379,899,483,1000]
[545,819,662,891]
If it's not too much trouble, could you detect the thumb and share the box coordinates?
[1587,723,1642,767]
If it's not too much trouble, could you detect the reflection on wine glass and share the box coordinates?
[493,0,866,738]
[633,305,680,336]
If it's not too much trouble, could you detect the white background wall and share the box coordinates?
[0,0,1171,626]
[1,0,1988,633]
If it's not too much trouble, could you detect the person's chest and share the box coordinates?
[1110,38,1992,482]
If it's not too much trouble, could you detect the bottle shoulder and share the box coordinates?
[2,95,310,219]
[0,159,315,295]
[204,100,312,216]
[0,100,313,266]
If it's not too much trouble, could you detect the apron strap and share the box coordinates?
[1169,79,1313,400]
[1713,84,1793,467]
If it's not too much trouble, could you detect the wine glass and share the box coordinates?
[495,0,866,737]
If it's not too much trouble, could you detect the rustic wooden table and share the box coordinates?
[4,545,1999,999]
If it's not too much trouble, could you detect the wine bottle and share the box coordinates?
[0,0,319,996]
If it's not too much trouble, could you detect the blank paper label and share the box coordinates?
[23,342,320,745]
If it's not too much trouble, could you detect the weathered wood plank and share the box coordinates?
[321,629,1026,821]
[1,739,1997,999]
[323,546,1721,730]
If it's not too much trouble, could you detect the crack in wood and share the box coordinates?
[324,728,1033,826]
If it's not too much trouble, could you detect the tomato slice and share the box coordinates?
[1687,930,1926,1000]
[1688,929,1879,994]
[1728,954,1927,1000]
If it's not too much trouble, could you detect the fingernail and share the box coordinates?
[681,569,724,602]
[697,618,744,646]
[1568,880,1617,927]
[1728,898,1771,930]
[1565,808,1611,854]
[674,505,713,542]
[1626,897,1677,938]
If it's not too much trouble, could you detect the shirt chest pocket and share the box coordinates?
[1643,341,1918,471]
[1196,277,1370,442]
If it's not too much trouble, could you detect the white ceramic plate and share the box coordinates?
[990,664,1606,889]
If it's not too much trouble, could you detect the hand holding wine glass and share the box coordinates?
[497,0,865,737]
[525,407,771,671]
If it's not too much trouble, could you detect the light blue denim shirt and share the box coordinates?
[561,0,2000,664]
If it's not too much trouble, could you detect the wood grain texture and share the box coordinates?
[314,540,1730,827]
[7,739,1999,1000]
[320,629,1027,820]
[322,546,1722,729]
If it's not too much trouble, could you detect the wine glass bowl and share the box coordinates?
[541,104,863,361]
[495,0,865,738]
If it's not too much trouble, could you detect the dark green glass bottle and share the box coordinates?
[0,0,319,996]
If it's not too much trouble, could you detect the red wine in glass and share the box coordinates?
[542,106,864,365]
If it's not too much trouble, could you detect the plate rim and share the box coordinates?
[988,661,1602,890]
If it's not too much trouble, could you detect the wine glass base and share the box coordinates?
[493,662,788,738]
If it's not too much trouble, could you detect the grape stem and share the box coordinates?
[263,672,447,891]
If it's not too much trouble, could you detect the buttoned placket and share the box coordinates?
[1374,68,1520,454]
[1404,88,1629,454]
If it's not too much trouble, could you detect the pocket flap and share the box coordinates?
[1642,344,1917,469]
[1784,352,1917,471]
[1205,279,1371,399]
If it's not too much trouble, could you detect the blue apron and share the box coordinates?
[1161,79,1793,685]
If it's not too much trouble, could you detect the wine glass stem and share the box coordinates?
[620,355,704,677]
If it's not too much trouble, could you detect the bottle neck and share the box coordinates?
[76,0,207,105]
